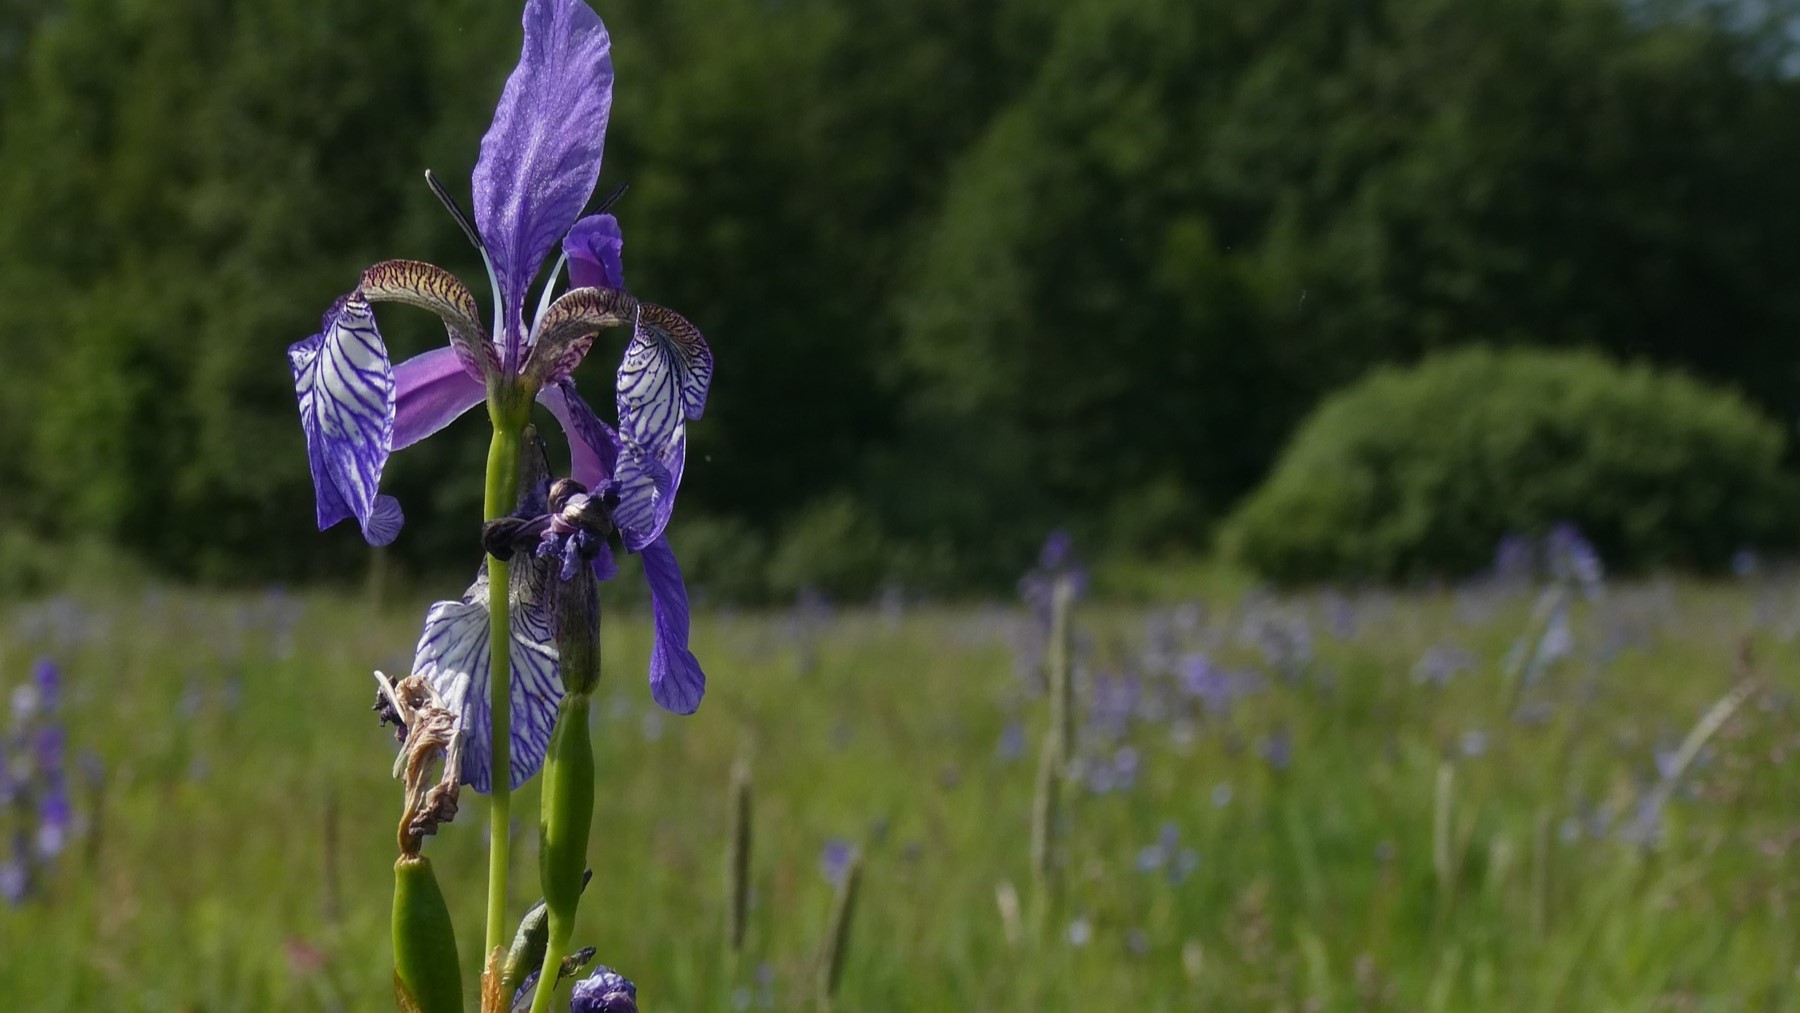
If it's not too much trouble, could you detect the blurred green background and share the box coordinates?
[6,0,1800,594]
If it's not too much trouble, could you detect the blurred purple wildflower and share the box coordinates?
[1546,523,1604,597]
[1458,729,1489,758]
[1136,823,1199,884]
[1320,590,1357,640]
[35,782,70,860]
[1731,548,1760,578]
[3,659,78,903]
[1412,644,1475,687]
[995,721,1026,763]
[1019,530,1087,624]
[1111,746,1140,791]
[1491,534,1536,585]
[1259,728,1293,771]
[1620,792,1666,848]
[820,838,854,888]
[30,659,58,713]
[0,835,25,906]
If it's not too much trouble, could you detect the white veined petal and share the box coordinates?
[288,297,397,542]
[615,303,710,454]
[411,586,563,793]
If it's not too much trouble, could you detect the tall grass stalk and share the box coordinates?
[727,758,753,958]
[817,849,863,1011]
[1031,577,1076,929]
[1432,761,1456,905]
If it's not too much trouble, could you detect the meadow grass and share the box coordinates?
[3,569,1800,1011]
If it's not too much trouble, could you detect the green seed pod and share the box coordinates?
[502,896,550,997]
[539,694,595,929]
[503,871,594,994]
[392,854,463,1013]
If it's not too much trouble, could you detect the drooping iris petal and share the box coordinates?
[473,0,614,366]
[564,213,624,290]
[412,567,562,793]
[394,347,488,451]
[616,303,711,458]
[540,381,619,494]
[610,430,685,551]
[520,286,636,390]
[640,536,705,714]
[289,295,402,546]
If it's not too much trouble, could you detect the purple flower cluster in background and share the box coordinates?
[1135,822,1199,884]
[2,658,79,905]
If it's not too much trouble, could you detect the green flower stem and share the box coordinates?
[483,414,524,958]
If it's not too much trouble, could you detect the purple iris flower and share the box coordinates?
[291,0,711,790]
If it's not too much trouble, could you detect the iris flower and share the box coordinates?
[288,0,710,790]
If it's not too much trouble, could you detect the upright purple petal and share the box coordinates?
[564,214,624,290]
[473,0,614,366]
[641,537,705,714]
[394,347,488,451]
[289,295,402,545]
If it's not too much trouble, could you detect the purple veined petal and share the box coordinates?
[641,536,705,715]
[611,429,685,552]
[366,496,405,547]
[394,347,489,451]
[564,213,624,291]
[412,571,563,793]
[539,381,619,492]
[616,303,711,455]
[289,295,400,546]
[473,0,614,367]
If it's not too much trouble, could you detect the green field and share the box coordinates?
[3,571,1799,1011]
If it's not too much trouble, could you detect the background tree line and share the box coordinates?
[2,0,1798,595]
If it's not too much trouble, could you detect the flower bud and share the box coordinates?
[570,966,637,1013]
[392,854,462,1013]
[539,695,595,929]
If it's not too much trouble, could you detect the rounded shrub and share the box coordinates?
[1223,347,1797,583]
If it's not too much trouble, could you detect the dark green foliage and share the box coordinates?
[889,0,1800,585]
[1224,348,1798,583]
[1,0,1798,592]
